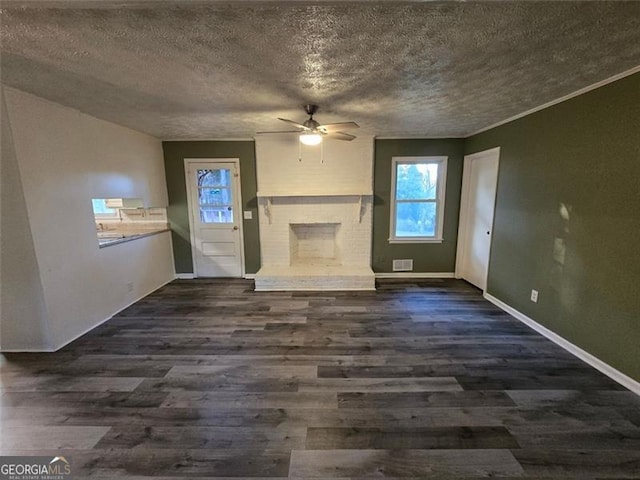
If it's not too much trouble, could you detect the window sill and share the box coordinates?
[388,238,444,244]
[98,228,170,248]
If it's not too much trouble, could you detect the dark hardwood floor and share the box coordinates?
[1,278,639,478]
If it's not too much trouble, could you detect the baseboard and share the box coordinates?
[0,345,56,353]
[375,272,455,279]
[52,314,114,352]
[177,273,256,280]
[255,287,376,292]
[175,273,195,279]
[484,292,640,396]
[52,277,176,352]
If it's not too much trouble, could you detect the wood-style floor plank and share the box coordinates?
[337,390,517,408]
[95,425,307,450]
[289,449,525,477]
[1,278,638,478]
[305,426,520,449]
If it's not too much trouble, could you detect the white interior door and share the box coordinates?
[456,148,500,290]
[186,160,243,277]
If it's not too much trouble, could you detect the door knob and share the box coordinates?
[233,226,239,231]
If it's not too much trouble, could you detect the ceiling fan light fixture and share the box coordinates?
[299,132,322,146]
[257,105,358,142]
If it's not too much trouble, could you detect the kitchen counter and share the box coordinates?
[97,228,170,248]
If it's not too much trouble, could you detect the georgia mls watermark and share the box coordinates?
[0,457,71,480]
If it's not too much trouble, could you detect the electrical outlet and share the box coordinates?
[243,210,253,220]
[530,289,539,303]
[126,282,134,293]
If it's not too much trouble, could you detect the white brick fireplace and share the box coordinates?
[254,135,375,291]
[289,223,340,265]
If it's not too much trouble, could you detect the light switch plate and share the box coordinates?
[243,210,253,220]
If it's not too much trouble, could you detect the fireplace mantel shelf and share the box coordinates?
[258,191,372,224]
[257,191,372,197]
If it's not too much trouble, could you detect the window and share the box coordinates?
[389,156,448,243]
[197,168,233,223]
[91,198,118,218]
[91,198,144,218]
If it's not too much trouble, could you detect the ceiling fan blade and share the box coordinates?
[327,131,357,141]
[277,118,310,130]
[319,121,360,132]
[255,130,302,134]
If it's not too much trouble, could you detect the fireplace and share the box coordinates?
[253,135,376,291]
[289,223,340,266]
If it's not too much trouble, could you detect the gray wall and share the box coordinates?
[466,73,640,381]
[372,139,465,273]
[162,141,261,275]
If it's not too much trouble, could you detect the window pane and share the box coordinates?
[395,202,437,237]
[91,198,118,218]
[200,207,233,224]
[396,163,438,200]
[91,198,117,216]
[199,187,231,206]
[198,168,231,187]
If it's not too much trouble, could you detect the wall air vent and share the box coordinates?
[392,259,413,272]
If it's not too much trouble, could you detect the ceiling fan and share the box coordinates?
[257,104,359,144]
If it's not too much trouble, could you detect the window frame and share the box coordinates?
[389,156,448,244]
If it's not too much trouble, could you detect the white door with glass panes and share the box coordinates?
[185,160,243,277]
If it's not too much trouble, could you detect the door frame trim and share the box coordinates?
[184,158,245,278]
[454,147,500,290]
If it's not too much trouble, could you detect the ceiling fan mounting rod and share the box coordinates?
[304,104,319,117]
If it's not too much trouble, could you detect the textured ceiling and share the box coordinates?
[1,1,639,139]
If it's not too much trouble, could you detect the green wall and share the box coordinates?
[372,139,464,273]
[162,141,261,275]
[466,73,640,381]
[160,76,638,382]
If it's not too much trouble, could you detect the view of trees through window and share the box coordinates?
[394,162,439,237]
[198,168,233,223]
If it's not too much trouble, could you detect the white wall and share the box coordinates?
[0,86,175,351]
[255,135,374,269]
[1,88,51,350]
[255,135,374,195]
